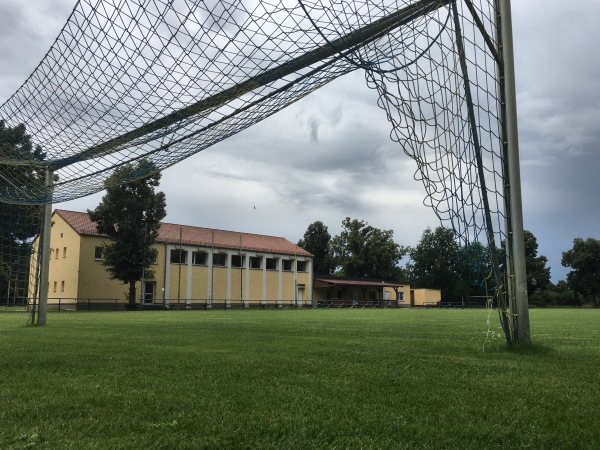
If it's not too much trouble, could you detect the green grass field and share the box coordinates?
[1,308,599,449]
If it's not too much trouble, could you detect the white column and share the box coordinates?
[262,255,267,304]
[186,248,192,307]
[164,244,172,308]
[226,250,233,308]
[278,257,283,306]
[244,254,251,307]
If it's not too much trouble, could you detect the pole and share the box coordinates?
[499,0,530,343]
[37,168,53,326]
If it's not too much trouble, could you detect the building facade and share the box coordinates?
[41,210,313,309]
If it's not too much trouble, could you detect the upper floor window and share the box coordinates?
[170,249,187,264]
[212,253,227,267]
[94,246,103,260]
[296,261,307,272]
[249,256,261,269]
[266,258,277,270]
[192,251,207,265]
[282,260,292,272]
[231,254,245,268]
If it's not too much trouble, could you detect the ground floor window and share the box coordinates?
[142,281,156,304]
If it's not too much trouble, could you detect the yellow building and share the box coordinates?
[409,288,442,307]
[43,210,313,310]
[313,277,411,307]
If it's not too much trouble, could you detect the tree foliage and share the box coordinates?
[88,160,166,306]
[330,217,406,281]
[0,120,46,303]
[562,237,600,306]
[522,230,552,296]
[297,221,334,276]
[407,227,469,302]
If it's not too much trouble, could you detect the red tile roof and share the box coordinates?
[55,209,311,257]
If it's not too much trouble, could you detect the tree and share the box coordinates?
[498,229,551,299]
[457,241,492,300]
[407,227,468,302]
[330,217,406,280]
[562,237,600,307]
[522,230,551,296]
[0,120,47,303]
[88,160,166,307]
[297,221,334,276]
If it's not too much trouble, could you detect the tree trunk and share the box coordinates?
[128,280,136,307]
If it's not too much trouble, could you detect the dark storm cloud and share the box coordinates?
[511,0,600,280]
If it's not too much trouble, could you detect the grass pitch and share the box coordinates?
[1,308,599,449]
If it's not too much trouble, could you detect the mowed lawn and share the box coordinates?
[1,309,599,449]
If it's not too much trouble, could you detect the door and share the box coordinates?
[297,286,304,306]
[143,281,155,304]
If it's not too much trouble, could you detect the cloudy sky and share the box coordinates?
[1,0,599,282]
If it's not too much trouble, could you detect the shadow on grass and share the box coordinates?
[504,342,554,356]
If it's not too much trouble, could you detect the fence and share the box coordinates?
[16,297,409,311]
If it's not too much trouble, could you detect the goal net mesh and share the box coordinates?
[0,0,513,336]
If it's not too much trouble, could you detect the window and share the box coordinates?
[192,251,207,265]
[61,281,65,292]
[63,247,67,258]
[397,292,405,301]
[250,256,261,269]
[170,249,187,264]
[212,253,227,267]
[266,258,277,270]
[53,281,57,292]
[282,260,292,272]
[231,254,245,268]
[94,246,103,260]
[296,260,307,272]
[55,248,59,259]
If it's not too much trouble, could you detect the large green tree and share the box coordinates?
[0,120,46,303]
[562,237,600,307]
[407,227,468,302]
[500,229,551,298]
[330,217,406,281]
[523,230,551,296]
[88,160,166,307]
[297,221,334,276]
